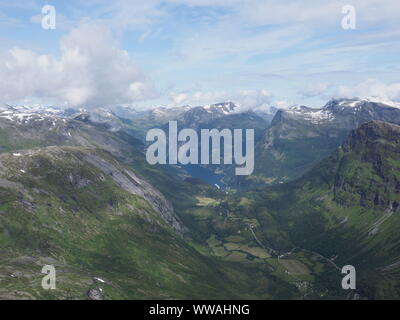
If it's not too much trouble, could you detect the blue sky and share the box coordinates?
[0,0,399,109]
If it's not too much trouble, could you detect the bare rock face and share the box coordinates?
[0,104,189,234]
[0,145,187,236]
[333,121,400,209]
[83,153,187,235]
[87,288,103,300]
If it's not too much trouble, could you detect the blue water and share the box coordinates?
[180,164,226,189]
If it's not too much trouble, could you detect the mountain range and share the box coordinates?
[241,98,400,188]
[1,97,400,299]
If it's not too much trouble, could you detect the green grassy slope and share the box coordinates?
[231,121,400,299]
[0,146,298,299]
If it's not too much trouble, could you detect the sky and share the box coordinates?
[0,0,399,110]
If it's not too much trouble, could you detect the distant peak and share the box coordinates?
[201,102,237,114]
[325,97,400,109]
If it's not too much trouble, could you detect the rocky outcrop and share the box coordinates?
[87,288,103,300]
[83,152,187,234]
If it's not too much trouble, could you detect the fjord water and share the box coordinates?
[181,164,226,189]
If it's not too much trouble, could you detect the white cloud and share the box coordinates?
[299,83,331,98]
[170,91,230,106]
[274,100,292,110]
[0,23,158,108]
[97,0,400,30]
[334,79,400,102]
[170,92,190,105]
[170,89,272,110]
[2,0,400,109]
[236,90,273,110]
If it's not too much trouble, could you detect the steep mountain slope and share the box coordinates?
[76,105,193,141]
[164,102,268,185]
[174,102,268,139]
[71,102,269,179]
[0,105,299,300]
[243,98,400,188]
[234,121,400,298]
[5,102,400,299]
[0,146,299,300]
[0,104,220,225]
[0,105,137,154]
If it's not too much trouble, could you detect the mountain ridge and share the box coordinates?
[243,98,400,187]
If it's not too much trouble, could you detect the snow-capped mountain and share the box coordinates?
[201,102,236,114]
[73,108,125,132]
[148,105,191,123]
[3,97,400,135]
[174,102,246,130]
[0,104,64,123]
[243,97,400,188]
[274,98,400,126]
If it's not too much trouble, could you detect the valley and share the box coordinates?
[1,99,400,300]
[1,0,400,304]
